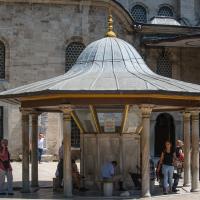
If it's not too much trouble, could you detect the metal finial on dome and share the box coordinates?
[105,14,116,37]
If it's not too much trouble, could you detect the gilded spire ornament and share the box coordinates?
[105,14,116,37]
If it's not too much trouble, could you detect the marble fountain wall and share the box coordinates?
[80,133,140,188]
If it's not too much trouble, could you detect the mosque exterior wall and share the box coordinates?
[0,0,199,159]
[117,0,199,25]
[0,1,133,159]
[117,0,178,21]
[180,48,200,84]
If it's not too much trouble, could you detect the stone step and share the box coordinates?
[18,154,57,162]
[41,154,56,162]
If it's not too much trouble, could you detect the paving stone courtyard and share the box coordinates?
[1,162,199,199]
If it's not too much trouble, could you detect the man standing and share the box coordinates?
[0,139,13,195]
[101,161,125,191]
[38,133,45,163]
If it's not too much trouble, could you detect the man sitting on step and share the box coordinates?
[101,161,125,191]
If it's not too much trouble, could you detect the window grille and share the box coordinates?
[65,42,85,72]
[158,6,173,17]
[156,52,172,78]
[71,118,80,148]
[0,42,5,79]
[0,107,3,139]
[131,5,147,23]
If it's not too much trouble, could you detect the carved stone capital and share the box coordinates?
[20,108,41,116]
[186,108,200,113]
[191,112,199,121]
[188,110,199,121]
[63,113,71,121]
[183,112,191,121]
[19,107,33,115]
[31,112,39,124]
[184,108,199,120]
[30,110,41,116]
[60,104,74,114]
[140,105,153,118]
[60,105,74,121]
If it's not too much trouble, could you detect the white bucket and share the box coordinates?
[103,182,113,197]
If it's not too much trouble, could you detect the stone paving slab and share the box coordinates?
[5,162,200,199]
[0,189,200,200]
[12,161,58,188]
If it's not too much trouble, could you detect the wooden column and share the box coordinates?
[141,106,152,197]
[191,111,200,192]
[183,112,191,186]
[31,112,39,187]
[21,109,30,193]
[62,110,72,197]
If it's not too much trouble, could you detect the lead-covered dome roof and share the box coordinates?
[2,36,200,96]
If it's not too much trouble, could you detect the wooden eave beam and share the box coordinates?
[71,110,85,134]
[121,105,129,134]
[20,93,200,108]
[89,105,101,133]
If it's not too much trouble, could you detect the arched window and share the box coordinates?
[0,41,5,79]
[158,6,173,17]
[156,51,172,78]
[65,42,85,72]
[131,5,147,23]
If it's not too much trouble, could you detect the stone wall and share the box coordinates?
[145,47,181,80]
[0,1,133,89]
[144,46,200,83]
[45,113,62,156]
[180,48,200,84]
[0,0,200,159]
[178,0,200,26]
[117,0,199,26]
[117,0,178,22]
[0,1,134,159]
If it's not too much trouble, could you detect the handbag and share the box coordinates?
[174,158,183,169]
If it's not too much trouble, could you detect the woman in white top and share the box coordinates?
[38,133,44,163]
